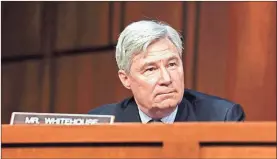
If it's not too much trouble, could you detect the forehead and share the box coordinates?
[147,38,178,54]
[132,38,180,64]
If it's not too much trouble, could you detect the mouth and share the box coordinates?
[156,91,175,96]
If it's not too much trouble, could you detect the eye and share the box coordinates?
[146,67,155,72]
[168,62,177,67]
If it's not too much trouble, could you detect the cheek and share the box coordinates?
[147,76,160,85]
[171,69,184,82]
[134,76,158,92]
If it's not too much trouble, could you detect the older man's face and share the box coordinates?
[126,38,184,116]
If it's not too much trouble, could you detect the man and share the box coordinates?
[88,20,245,123]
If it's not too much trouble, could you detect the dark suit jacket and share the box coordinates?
[88,89,245,122]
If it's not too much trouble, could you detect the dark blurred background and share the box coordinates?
[1,1,276,123]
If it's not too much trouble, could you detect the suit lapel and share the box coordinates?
[174,97,198,122]
[114,98,141,122]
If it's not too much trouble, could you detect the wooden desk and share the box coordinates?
[2,122,276,158]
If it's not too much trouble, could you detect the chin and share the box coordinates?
[153,99,178,109]
[149,100,177,118]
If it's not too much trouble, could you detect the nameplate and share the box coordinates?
[10,112,115,125]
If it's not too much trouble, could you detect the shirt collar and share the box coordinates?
[138,106,178,124]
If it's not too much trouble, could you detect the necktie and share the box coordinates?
[148,119,163,123]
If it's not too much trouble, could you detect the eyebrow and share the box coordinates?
[140,55,179,70]
[167,56,179,62]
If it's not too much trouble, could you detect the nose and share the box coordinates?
[159,67,172,85]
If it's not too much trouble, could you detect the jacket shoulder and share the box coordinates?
[184,89,245,121]
[87,97,132,115]
[88,104,117,115]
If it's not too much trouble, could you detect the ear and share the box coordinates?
[118,70,131,89]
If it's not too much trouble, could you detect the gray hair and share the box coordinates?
[115,20,183,73]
